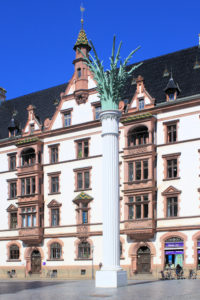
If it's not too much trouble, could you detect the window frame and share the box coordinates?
[78,241,91,259]
[21,177,36,196]
[50,242,62,260]
[138,98,145,110]
[91,101,101,120]
[163,119,179,144]
[10,212,18,229]
[20,206,37,228]
[75,138,90,159]
[48,172,61,195]
[128,160,149,182]
[127,194,149,220]
[48,144,60,164]
[9,244,20,260]
[162,153,181,180]
[7,153,17,171]
[167,196,178,217]
[8,180,17,199]
[61,108,73,128]
[74,167,92,191]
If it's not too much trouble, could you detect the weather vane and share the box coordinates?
[80,3,85,28]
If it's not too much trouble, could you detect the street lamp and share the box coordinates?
[91,245,94,280]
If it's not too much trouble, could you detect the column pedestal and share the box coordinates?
[95,110,127,288]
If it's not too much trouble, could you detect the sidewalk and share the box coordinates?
[0,279,198,300]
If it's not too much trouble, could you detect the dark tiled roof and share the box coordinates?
[1,45,200,140]
[0,83,67,140]
[124,45,200,103]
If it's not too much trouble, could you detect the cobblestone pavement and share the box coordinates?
[0,279,199,300]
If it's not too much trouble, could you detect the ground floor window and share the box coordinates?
[50,243,61,259]
[164,237,184,268]
[9,244,19,260]
[78,241,90,259]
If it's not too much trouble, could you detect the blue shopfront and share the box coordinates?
[164,237,184,268]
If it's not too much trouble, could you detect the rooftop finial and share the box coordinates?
[80,3,85,28]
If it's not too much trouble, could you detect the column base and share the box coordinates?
[95,270,127,288]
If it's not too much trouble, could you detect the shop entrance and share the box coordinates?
[137,246,151,273]
[31,250,41,273]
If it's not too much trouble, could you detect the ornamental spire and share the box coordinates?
[73,4,91,51]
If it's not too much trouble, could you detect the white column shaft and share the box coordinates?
[101,110,121,271]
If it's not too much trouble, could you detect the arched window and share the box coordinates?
[50,243,61,259]
[10,244,19,260]
[21,148,36,166]
[77,68,81,78]
[128,126,149,147]
[78,241,90,259]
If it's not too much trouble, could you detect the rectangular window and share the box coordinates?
[135,162,141,180]
[77,173,83,190]
[128,206,134,219]
[167,197,178,217]
[128,194,149,220]
[143,160,148,179]
[84,171,90,189]
[128,162,133,181]
[76,169,91,190]
[51,146,58,163]
[82,211,88,224]
[128,160,149,181]
[51,176,59,193]
[51,208,59,226]
[95,106,101,120]
[64,112,71,127]
[21,179,25,195]
[136,205,141,219]
[139,99,144,110]
[10,182,17,199]
[167,124,177,143]
[9,155,16,171]
[10,212,17,229]
[21,207,36,227]
[21,177,35,196]
[167,159,177,178]
[77,140,89,159]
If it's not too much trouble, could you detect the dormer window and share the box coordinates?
[169,94,175,101]
[164,75,181,102]
[139,99,144,110]
[30,123,34,134]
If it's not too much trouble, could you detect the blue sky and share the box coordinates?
[1,0,200,99]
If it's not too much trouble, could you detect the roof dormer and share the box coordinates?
[128,75,155,112]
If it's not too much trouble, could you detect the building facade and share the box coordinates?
[0,28,200,279]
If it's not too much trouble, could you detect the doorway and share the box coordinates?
[137,246,151,273]
[31,250,41,273]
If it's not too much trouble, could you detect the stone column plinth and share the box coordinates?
[95,110,127,288]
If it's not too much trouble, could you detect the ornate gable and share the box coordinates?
[162,185,181,196]
[7,204,18,212]
[128,75,155,112]
[47,199,62,208]
[23,105,42,136]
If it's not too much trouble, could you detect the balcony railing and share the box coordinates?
[19,227,43,244]
[124,144,155,157]
[17,163,42,174]
[123,218,155,239]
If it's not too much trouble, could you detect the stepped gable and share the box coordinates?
[0,83,67,140]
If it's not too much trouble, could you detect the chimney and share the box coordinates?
[0,87,6,103]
